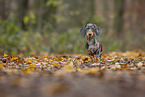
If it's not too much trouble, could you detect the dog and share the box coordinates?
[80,23,102,62]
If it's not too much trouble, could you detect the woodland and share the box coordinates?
[0,0,145,97]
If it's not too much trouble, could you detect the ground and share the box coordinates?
[0,51,145,97]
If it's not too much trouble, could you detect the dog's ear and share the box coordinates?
[80,25,86,37]
[93,24,100,36]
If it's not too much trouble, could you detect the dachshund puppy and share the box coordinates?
[80,23,102,62]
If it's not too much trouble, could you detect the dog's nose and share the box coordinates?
[89,33,92,36]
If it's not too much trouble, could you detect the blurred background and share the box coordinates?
[0,0,145,56]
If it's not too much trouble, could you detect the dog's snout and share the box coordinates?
[88,33,92,36]
[88,31,92,36]
[86,28,93,37]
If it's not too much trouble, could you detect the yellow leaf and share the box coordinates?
[51,62,60,67]
[89,68,99,73]
[24,16,29,24]
[11,57,19,61]
[26,59,32,64]
[30,63,36,68]
[76,68,89,73]
[48,59,54,63]
[0,64,3,69]
[3,53,8,57]
[43,55,49,58]
[54,56,62,61]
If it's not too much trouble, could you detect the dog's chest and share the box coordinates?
[87,38,99,47]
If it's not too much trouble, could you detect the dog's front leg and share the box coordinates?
[89,55,94,62]
[96,57,100,62]
[88,52,94,62]
[95,53,100,62]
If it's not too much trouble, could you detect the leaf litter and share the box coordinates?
[0,51,145,97]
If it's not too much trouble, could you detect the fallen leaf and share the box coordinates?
[89,68,99,73]
[26,59,32,64]
[0,64,3,69]
[3,53,8,57]
[30,63,36,68]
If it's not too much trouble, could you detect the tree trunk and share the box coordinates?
[17,0,28,30]
[114,0,125,38]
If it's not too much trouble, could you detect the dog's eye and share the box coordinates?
[86,27,89,29]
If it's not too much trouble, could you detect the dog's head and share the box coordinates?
[80,23,100,38]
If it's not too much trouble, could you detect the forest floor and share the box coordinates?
[0,51,145,97]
